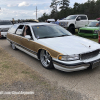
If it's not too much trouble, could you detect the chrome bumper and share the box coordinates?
[53,61,90,72]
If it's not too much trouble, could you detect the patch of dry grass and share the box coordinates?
[0,47,89,100]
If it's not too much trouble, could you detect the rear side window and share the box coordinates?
[15,25,24,35]
[8,25,18,34]
[79,16,87,20]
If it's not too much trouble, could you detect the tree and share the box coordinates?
[59,0,70,10]
[50,0,59,12]
[38,13,49,22]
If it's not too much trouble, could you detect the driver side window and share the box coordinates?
[76,16,81,21]
[22,25,33,39]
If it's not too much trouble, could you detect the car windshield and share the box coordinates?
[88,22,100,27]
[65,15,77,20]
[0,21,12,25]
[32,25,72,39]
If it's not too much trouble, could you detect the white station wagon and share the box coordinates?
[7,23,100,72]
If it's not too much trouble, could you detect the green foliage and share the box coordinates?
[59,0,70,10]
[38,0,100,21]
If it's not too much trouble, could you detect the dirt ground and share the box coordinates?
[0,46,92,100]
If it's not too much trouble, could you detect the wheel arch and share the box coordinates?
[68,24,75,28]
[37,49,52,60]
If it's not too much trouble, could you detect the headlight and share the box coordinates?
[58,54,80,61]
[94,30,99,34]
[60,22,68,27]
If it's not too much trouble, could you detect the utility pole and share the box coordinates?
[36,6,37,20]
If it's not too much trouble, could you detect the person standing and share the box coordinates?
[55,18,59,25]
[96,21,100,26]
[96,21,100,43]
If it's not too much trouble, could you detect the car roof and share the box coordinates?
[0,20,11,22]
[68,14,87,16]
[16,22,54,26]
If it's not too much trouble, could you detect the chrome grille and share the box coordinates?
[80,30,93,34]
[81,50,99,60]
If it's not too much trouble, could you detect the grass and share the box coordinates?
[0,47,81,100]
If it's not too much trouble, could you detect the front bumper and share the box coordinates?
[53,55,100,72]
[53,60,90,72]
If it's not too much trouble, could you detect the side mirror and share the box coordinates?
[25,35,31,40]
[76,17,81,21]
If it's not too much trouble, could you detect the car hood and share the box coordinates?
[59,19,75,22]
[37,35,100,55]
[80,27,99,30]
[0,25,12,28]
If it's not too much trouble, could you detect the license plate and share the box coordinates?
[92,60,100,69]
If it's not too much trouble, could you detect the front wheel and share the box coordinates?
[68,26,75,34]
[40,50,54,69]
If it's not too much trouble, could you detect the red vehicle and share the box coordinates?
[98,31,100,43]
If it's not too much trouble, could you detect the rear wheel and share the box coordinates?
[11,43,17,50]
[40,50,54,69]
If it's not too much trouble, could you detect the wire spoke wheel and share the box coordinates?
[40,50,53,69]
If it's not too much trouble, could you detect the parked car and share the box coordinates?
[7,23,100,72]
[78,21,99,38]
[0,20,13,38]
[47,19,55,23]
[59,14,96,34]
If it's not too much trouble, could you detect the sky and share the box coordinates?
[0,0,88,20]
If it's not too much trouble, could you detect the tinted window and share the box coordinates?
[88,22,100,27]
[32,25,72,39]
[66,15,77,20]
[8,25,18,34]
[79,16,87,20]
[0,21,12,25]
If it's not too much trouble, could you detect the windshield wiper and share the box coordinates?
[38,35,70,39]
[57,35,70,37]
[38,36,55,39]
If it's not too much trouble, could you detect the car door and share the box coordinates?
[76,16,88,28]
[14,25,24,45]
[20,25,35,51]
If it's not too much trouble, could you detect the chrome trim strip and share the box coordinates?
[7,38,38,57]
[15,45,38,59]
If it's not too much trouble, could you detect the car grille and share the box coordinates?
[81,50,99,60]
[80,30,93,34]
